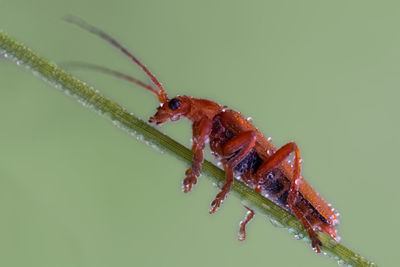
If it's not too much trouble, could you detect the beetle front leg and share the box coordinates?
[183,119,212,193]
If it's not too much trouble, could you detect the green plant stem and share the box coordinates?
[0,31,376,267]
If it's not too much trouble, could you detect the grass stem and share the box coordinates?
[0,31,376,267]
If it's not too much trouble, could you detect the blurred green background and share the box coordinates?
[0,0,398,266]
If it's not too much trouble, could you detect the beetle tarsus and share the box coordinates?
[209,195,224,214]
[183,169,198,193]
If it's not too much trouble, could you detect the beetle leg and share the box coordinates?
[210,131,257,213]
[183,118,212,193]
[255,142,322,252]
[289,202,322,253]
[255,142,300,181]
[238,206,255,241]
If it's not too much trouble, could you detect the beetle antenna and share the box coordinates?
[60,61,159,95]
[64,16,168,103]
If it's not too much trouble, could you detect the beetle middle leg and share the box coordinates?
[210,131,257,213]
[255,142,322,252]
[237,185,262,241]
[238,206,255,241]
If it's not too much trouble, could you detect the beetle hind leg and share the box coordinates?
[255,142,323,252]
[287,186,322,252]
[289,198,323,252]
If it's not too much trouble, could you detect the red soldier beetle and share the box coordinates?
[66,17,340,253]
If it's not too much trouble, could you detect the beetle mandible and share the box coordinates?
[66,17,340,253]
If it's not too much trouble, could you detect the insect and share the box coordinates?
[66,17,339,253]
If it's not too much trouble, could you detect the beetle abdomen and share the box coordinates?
[233,151,331,226]
[233,150,263,175]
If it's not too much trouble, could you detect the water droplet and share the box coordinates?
[246,117,253,122]
[261,203,271,210]
[329,239,338,245]
[269,219,284,228]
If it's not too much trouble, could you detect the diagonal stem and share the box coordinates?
[0,31,377,267]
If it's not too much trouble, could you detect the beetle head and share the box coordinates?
[149,96,191,125]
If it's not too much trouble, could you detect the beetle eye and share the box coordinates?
[168,98,181,110]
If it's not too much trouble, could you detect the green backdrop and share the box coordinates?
[0,1,397,266]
